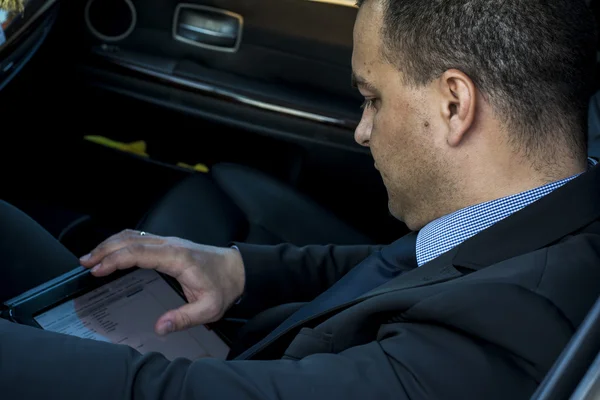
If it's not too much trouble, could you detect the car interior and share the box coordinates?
[2,0,600,398]
[1,0,409,258]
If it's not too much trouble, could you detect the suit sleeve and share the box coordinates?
[0,318,537,400]
[231,243,382,316]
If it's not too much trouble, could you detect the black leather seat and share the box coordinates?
[138,163,373,247]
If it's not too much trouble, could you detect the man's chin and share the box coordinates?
[387,200,404,223]
[388,201,423,231]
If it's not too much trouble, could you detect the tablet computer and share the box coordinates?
[2,266,231,361]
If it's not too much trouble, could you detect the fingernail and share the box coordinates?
[157,320,173,336]
[80,253,91,262]
[91,263,102,273]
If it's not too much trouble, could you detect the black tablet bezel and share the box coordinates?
[2,266,232,347]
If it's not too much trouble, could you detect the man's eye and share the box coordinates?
[360,99,375,110]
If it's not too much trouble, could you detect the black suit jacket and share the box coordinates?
[2,166,600,400]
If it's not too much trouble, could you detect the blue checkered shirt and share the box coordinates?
[416,159,598,267]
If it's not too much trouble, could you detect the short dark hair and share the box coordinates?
[358,0,598,163]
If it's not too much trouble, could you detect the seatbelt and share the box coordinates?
[530,294,600,400]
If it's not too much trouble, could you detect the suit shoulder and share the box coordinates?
[535,232,600,328]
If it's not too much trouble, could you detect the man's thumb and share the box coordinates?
[155,300,216,335]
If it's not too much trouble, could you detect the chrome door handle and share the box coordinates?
[173,4,243,52]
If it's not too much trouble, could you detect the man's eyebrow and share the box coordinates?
[351,71,378,92]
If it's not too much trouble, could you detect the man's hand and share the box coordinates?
[79,230,245,336]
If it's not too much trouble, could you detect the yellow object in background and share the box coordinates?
[84,135,209,173]
[84,135,149,158]
[0,0,24,12]
[177,162,209,173]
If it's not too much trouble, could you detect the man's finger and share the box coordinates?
[80,230,162,267]
[91,243,183,277]
[155,298,221,335]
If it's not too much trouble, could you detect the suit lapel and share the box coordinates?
[358,248,462,299]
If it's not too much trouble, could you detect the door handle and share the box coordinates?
[173,4,243,52]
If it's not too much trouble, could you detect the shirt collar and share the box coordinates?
[415,158,598,267]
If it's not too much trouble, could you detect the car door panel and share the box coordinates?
[77,0,363,150]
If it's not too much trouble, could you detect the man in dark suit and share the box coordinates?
[1,0,599,398]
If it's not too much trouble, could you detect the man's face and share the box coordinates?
[352,1,451,230]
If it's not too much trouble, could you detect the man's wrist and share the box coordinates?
[227,245,245,305]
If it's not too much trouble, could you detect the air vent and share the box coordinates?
[85,0,136,42]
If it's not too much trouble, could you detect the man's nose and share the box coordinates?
[354,116,372,147]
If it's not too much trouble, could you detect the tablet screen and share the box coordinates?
[33,268,230,361]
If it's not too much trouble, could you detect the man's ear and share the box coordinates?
[438,69,476,147]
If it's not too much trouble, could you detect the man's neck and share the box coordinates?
[447,156,588,220]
